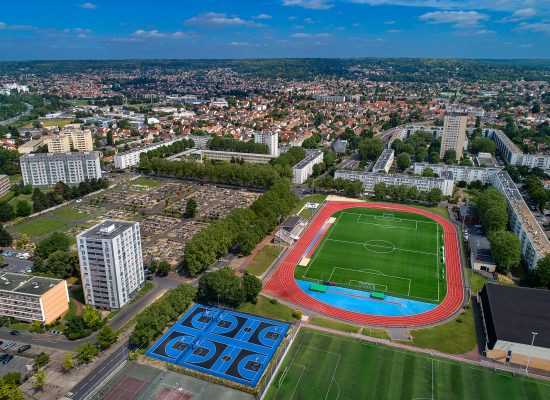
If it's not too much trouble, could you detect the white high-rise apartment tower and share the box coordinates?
[439,111,468,161]
[255,131,279,156]
[77,220,144,310]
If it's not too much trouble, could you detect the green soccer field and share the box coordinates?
[265,329,550,400]
[295,207,446,303]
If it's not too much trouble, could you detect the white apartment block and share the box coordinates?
[114,138,182,169]
[20,151,101,187]
[254,131,279,156]
[77,220,144,311]
[413,163,499,184]
[490,172,550,270]
[485,129,550,171]
[372,149,394,173]
[403,125,444,139]
[293,150,324,184]
[335,170,455,196]
[199,149,276,164]
[0,175,10,197]
[315,94,346,103]
[440,111,468,160]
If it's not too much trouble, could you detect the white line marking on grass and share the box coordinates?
[302,213,342,279]
[324,354,341,400]
[326,238,438,257]
[436,224,440,303]
[288,364,306,400]
[342,211,437,225]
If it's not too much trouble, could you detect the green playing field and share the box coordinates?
[295,207,446,303]
[265,329,550,400]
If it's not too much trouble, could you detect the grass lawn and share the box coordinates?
[364,198,450,220]
[8,174,21,184]
[292,194,327,220]
[246,245,283,276]
[8,193,32,206]
[308,316,361,334]
[265,328,550,400]
[239,295,299,322]
[470,271,490,292]
[13,216,70,237]
[33,118,75,128]
[130,177,162,187]
[52,206,90,221]
[407,304,477,354]
[362,326,390,340]
[297,207,446,304]
[63,299,80,320]
[70,287,85,304]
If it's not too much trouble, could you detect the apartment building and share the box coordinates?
[335,170,455,196]
[20,151,101,187]
[0,175,10,197]
[77,220,144,311]
[293,150,324,184]
[490,172,550,270]
[199,149,276,164]
[17,138,46,154]
[315,94,346,103]
[403,124,444,139]
[0,273,69,324]
[413,163,499,184]
[439,111,468,160]
[372,149,395,173]
[254,131,279,156]
[47,134,71,153]
[484,129,550,171]
[114,138,182,169]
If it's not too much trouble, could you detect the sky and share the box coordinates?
[0,0,549,60]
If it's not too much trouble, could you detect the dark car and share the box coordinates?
[10,330,20,336]
[146,275,153,280]
[17,345,31,353]
[0,264,8,268]
[2,354,13,364]
[0,354,8,363]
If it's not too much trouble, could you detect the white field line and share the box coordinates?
[302,213,342,278]
[327,238,437,257]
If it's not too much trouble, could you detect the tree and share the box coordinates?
[0,225,12,247]
[197,267,245,308]
[396,153,411,171]
[426,188,443,204]
[532,103,541,114]
[477,188,508,232]
[61,352,76,373]
[106,130,114,146]
[531,188,549,211]
[0,202,14,222]
[470,137,496,154]
[34,352,50,368]
[443,149,456,164]
[81,306,103,330]
[75,342,98,364]
[34,233,71,260]
[527,254,550,289]
[373,182,387,199]
[33,369,46,392]
[184,198,197,218]
[97,326,118,350]
[34,250,79,278]
[358,138,384,161]
[488,231,521,274]
[421,168,435,177]
[14,201,31,217]
[242,273,262,301]
[156,261,170,277]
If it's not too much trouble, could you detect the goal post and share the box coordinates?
[382,212,395,219]
[349,280,388,293]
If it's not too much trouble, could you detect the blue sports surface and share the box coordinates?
[145,304,290,387]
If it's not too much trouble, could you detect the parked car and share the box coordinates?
[76,199,82,203]
[2,251,15,257]
[1,341,15,351]
[17,345,31,353]
[0,264,8,268]
[2,354,13,364]
[10,330,20,336]
[0,354,8,363]
[146,275,153,280]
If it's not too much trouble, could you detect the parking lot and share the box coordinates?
[0,352,32,380]
[1,250,33,274]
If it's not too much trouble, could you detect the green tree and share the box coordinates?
[0,202,14,222]
[197,267,245,308]
[488,231,521,274]
[443,149,456,164]
[34,233,71,259]
[470,137,496,154]
[97,326,118,350]
[421,168,435,177]
[75,342,98,364]
[14,201,31,217]
[33,369,45,392]
[35,250,79,278]
[0,225,12,247]
[477,188,508,232]
[358,138,384,161]
[373,182,387,199]
[426,188,443,204]
[34,352,50,368]
[527,254,550,289]
[184,198,198,218]
[81,306,103,330]
[156,261,170,277]
[242,273,262,301]
[61,352,76,373]
[396,153,411,171]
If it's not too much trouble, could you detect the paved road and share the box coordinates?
[1,255,33,273]
[0,329,78,351]
[67,343,129,400]
[0,102,33,126]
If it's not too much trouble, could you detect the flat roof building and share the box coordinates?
[114,138,183,169]
[293,150,324,184]
[372,149,394,173]
[0,273,69,324]
[254,131,279,156]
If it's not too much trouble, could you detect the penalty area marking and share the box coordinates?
[330,266,412,296]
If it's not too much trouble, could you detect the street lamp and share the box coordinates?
[525,331,538,374]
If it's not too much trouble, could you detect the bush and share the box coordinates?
[270,298,278,305]
[34,352,50,368]
[292,309,303,319]
[251,297,258,305]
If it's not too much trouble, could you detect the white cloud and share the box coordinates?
[290,32,332,38]
[185,12,263,28]
[282,0,334,10]
[0,21,35,31]
[384,20,397,25]
[253,13,272,20]
[349,1,547,13]
[515,22,550,34]
[131,30,189,39]
[519,43,534,47]
[419,11,489,29]
[386,29,402,33]
[79,2,97,9]
[502,8,537,22]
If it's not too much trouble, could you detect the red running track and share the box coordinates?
[264,201,465,327]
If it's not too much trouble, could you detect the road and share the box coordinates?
[0,102,33,126]
[0,329,79,351]
[1,252,33,273]
[67,342,129,400]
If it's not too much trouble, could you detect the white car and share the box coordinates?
[75,199,82,203]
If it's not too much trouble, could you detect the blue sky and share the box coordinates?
[0,0,549,60]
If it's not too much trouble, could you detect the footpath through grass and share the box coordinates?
[245,245,283,276]
[265,328,550,400]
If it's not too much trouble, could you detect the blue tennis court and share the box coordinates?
[145,304,290,387]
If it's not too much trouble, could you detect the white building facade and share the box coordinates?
[293,150,324,184]
[440,111,468,160]
[77,221,144,310]
[413,163,499,184]
[254,131,279,156]
[114,138,183,169]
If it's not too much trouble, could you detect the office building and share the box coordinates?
[0,273,69,324]
[254,131,279,156]
[372,149,394,173]
[20,151,101,187]
[335,170,455,196]
[114,138,183,169]
[77,220,144,311]
[293,150,324,184]
[439,111,468,161]
[0,175,10,197]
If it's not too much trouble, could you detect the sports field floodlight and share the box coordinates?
[525,331,538,374]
